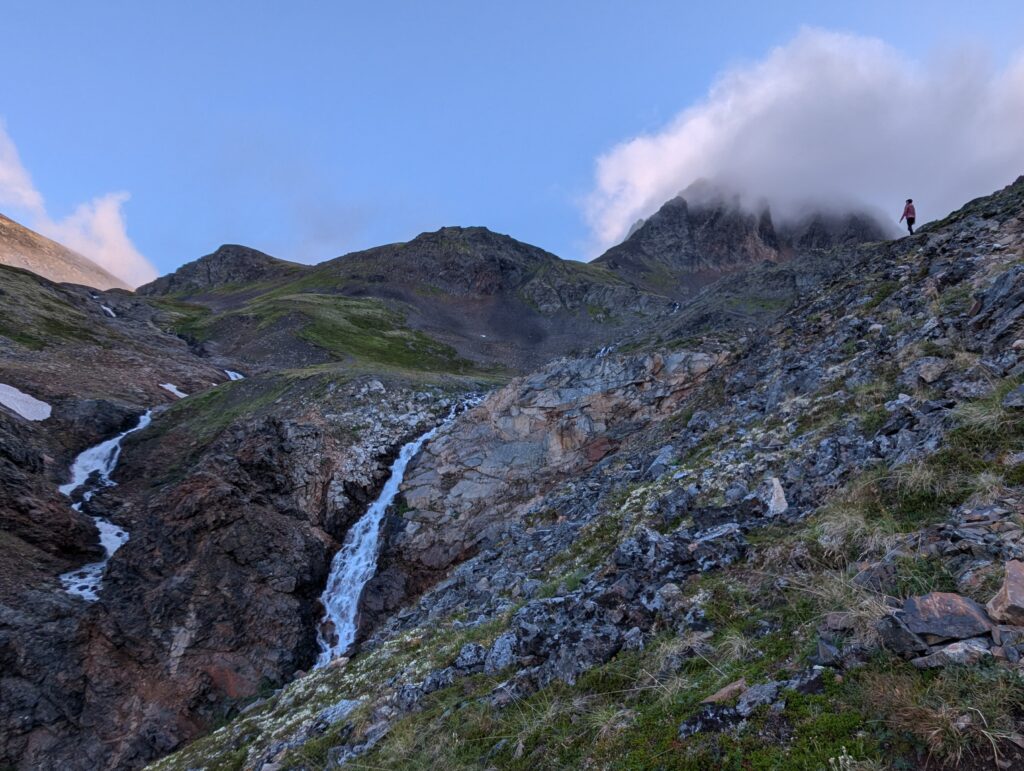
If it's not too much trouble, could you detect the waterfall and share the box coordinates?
[58,411,152,601]
[315,406,461,666]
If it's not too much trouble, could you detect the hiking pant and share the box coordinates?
[906,217,915,235]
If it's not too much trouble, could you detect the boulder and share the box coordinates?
[484,633,517,674]
[900,592,992,643]
[986,560,1024,625]
[911,638,991,668]
[454,643,487,671]
[901,357,950,387]
[736,681,781,717]
[1003,385,1024,409]
[876,614,929,656]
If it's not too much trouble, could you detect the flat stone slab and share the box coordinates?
[901,592,992,643]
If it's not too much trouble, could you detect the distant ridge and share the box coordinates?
[0,212,130,290]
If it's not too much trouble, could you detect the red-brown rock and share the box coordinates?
[900,592,992,643]
[987,560,1024,625]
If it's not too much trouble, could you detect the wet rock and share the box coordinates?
[987,560,1024,625]
[900,592,992,642]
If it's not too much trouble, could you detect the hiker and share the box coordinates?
[900,198,916,235]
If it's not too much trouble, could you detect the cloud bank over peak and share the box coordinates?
[0,120,156,288]
[584,28,1024,254]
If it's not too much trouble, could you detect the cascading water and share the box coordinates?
[315,405,463,666]
[58,410,152,601]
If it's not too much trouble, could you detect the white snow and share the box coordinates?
[0,383,52,421]
[59,411,152,601]
[316,406,460,666]
[224,370,245,381]
[160,383,188,398]
[101,305,116,318]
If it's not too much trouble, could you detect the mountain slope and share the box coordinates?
[147,176,1024,770]
[0,212,130,290]
[140,227,671,373]
[4,177,1024,771]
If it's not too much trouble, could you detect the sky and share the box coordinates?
[1,1,1023,286]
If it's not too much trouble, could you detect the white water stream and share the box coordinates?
[315,407,461,666]
[58,411,152,601]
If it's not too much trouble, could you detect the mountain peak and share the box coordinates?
[137,244,301,296]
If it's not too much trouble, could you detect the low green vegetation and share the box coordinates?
[0,266,103,349]
[164,289,483,374]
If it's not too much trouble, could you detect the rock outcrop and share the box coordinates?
[360,350,724,633]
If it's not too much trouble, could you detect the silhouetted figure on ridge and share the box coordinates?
[900,198,916,235]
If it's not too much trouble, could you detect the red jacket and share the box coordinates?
[901,203,916,220]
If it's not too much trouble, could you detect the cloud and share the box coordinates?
[584,29,1024,254]
[0,120,156,287]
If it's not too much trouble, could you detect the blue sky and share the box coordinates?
[1,1,1023,281]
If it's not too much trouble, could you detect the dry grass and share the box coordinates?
[583,704,637,744]
[955,397,1015,433]
[718,631,755,663]
[863,666,1024,766]
[788,569,890,647]
[892,461,964,501]
[814,505,900,564]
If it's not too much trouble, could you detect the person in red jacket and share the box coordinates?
[900,198,916,235]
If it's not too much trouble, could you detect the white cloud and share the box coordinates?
[584,29,1024,254]
[0,120,156,287]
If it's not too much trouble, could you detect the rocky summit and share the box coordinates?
[3,176,1024,771]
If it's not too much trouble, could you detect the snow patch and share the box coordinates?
[0,383,52,421]
[224,370,245,381]
[101,305,116,318]
[160,383,188,398]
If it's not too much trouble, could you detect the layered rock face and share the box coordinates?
[4,375,458,770]
[362,349,724,634]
